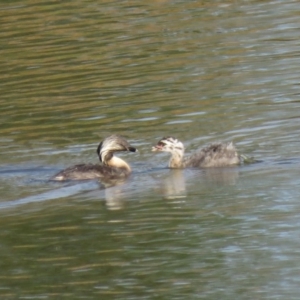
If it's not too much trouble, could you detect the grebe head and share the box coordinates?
[97,135,137,164]
[152,136,184,154]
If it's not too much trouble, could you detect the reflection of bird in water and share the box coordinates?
[52,135,137,181]
[152,136,240,168]
[161,169,186,199]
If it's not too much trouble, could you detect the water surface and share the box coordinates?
[1,0,300,299]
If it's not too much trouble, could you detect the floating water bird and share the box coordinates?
[152,136,240,168]
[52,135,137,181]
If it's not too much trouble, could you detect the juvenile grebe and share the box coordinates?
[152,136,240,168]
[52,135,137,181]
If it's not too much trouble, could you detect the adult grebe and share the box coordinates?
[152,136,240,168]
[52,135,137,181]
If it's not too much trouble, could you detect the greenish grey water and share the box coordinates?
[1,0,300,299]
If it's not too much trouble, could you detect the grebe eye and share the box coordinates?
[158,142,165,146]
